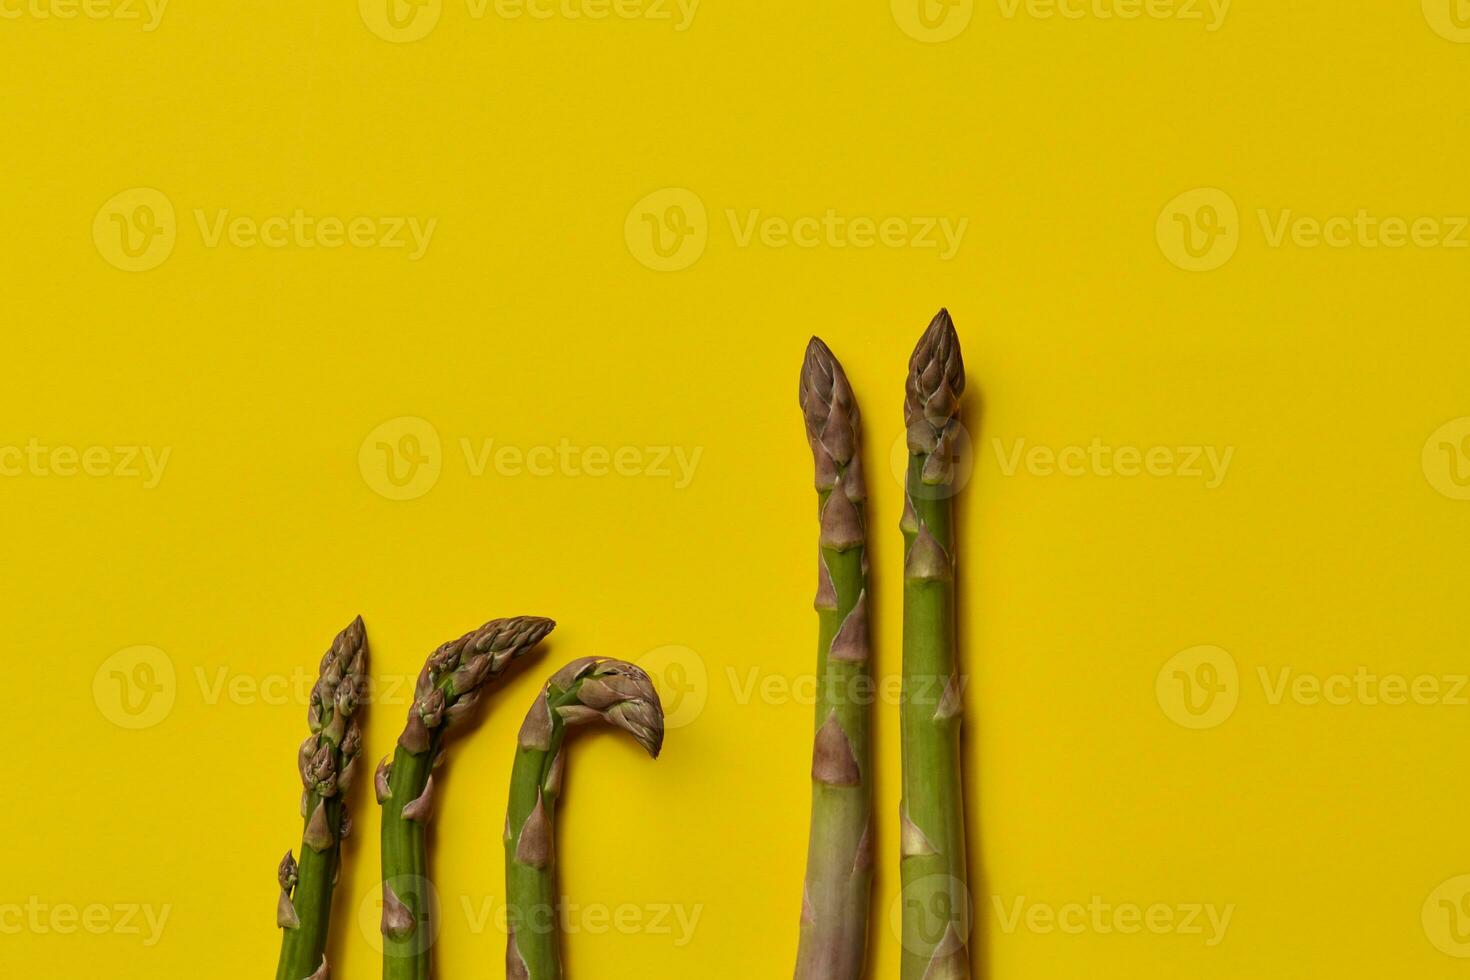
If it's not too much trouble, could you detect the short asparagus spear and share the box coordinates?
[794,338,874,980]
[900,310,971,980]
[504,658,665,980]
[276,616,370,980]
[378,616,556,980]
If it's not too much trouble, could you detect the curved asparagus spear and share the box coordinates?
[900,310,971,980]
[276,616,370,980]
[794,338,873,980]
[504,658,664,980]
[378,616,555,980]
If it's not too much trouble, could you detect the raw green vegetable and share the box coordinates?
[793,337,873,980]
[377,616,555,980]
[276,616,370,980]
[900,309,971,980]
[504,658,664,980]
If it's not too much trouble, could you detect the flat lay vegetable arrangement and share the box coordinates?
[271,310,969,980]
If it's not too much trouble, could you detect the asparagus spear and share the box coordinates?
[900,309,971,980]
[276,616,370,980]
[504,658,664,980]
[794,338,873,980]
[378,616,556,980]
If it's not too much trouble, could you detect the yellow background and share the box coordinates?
[3,1,1469,977]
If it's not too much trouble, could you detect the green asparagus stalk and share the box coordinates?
[276,616,370,980]
[378,616,555,980]
[504,658,664,980]
[899,309,971,980]
[793,338,873,980]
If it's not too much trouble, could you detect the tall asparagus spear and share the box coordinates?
[378,616,555,980]
[504,657,664,980]
[900,309,970,980]
[276,616,370,980]
[794,338,874,980]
